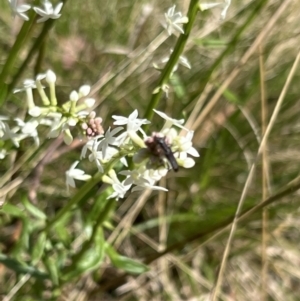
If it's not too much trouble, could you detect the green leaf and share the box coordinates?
[22,195,47,220]
[85,188,113,224]
[62,227,105,281]
[31,232,46,264]
[170,74,186,99]
[0,253,48,279]
[193,38,227,48]
[76,227,105,272]
[54,219,72,245]
[43,255,59,286]
[1,203,25,218]
[106,244,149,274]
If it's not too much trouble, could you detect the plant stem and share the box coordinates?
[143,0,199,123]
[0,10,36,106]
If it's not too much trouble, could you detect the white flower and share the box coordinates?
[97,127,123,158]
[176,152,196,168]
[152,84,170,98]
[173,130,199,157]
[81,138,120,173]
[167,130,199,169]
[141,166,167,186]
[145,167,168,181]
[164,5,188,36]
[66,161,91,191]
[89,149,104,173]
[121,169,168,192]
[14,118,40,146]
[8,0,31,21]
[0,120,20,147]
[119,169,149,187]
[14,79,40,116]
[47,115,64,138]
[13,79,36,93]
[153,109,187,131]
[112,110,150,133]
[178,55,191,69]
[102,170,131,200]
[46,113,62,133]
[158,50,191,72]
[199,0,231,20]
[47,113,80,145]
[113,110,149,146]
[81,139,97,159]
[47,116,74,145]
[33,0,63,23]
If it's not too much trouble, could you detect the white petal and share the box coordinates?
[199,3,222,11]
[46,70,56,83]
[54,2,63,14]
[182,157,195,168]
[175,16,188,24]
[63,129,73,145]
[129,109,138,120]
[187,147,200,157]
[66,176,76,188]
[17,4,31,12]
[33,7,47,16]
[75,174,91,181]
[28,106,41,117]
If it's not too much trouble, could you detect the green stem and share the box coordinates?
[43,172,103,232]
[34,39,46,77]
[143,0,199,123]
[0,9,37,106]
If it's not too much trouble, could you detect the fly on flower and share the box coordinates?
[145,132,179,172]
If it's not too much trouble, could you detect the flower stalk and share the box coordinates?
[144,0,199,123]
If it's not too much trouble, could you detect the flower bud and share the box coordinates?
[46,70,56,84]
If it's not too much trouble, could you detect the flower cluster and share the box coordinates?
[2,2,203,200]
[67,109,200,199]
[7,0,63,22]
[1,70,99,155]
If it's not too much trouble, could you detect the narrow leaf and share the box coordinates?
[106,244,149,274]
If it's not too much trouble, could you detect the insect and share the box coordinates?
[145,133,179,172]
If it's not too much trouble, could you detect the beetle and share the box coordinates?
[145,133,179,172]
